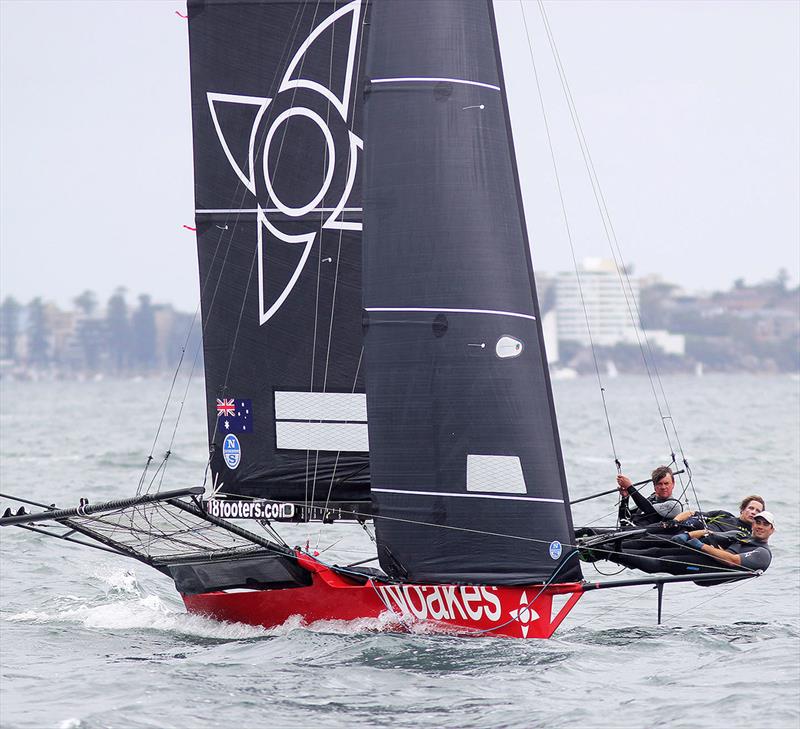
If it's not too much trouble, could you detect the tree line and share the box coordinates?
[0,288,201,375]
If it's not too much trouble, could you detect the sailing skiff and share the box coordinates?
[0,0,754,639]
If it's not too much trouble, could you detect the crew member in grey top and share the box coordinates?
[616,465,684,526]
[671,510,775,572]
[607,510,775,577]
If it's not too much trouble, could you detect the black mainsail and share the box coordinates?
[361,0,582,584]
[188,0,370,503]
[188,0,580,582]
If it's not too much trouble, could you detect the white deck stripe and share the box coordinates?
[371,77,501,92]
[196,207,362,214]
[371,488,563,504]
[366,307,536,321]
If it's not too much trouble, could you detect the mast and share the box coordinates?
[186,1,371,504]
[361,0,582,584]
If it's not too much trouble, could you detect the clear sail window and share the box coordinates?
[466,455,527,493]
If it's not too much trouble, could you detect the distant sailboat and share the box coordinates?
[551,366,578,381]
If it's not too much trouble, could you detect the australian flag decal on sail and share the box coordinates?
[216,399,253,434]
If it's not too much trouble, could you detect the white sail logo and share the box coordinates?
[206,0,364,325]
[508,591,540,638]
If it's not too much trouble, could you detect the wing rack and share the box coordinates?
[0,487,293,573]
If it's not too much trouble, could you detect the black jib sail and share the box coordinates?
[187,1,370,503]
[361,0,582,584]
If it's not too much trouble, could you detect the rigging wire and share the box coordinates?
[535,0,673,446]
[11,481,758,596]
[156,333,207,491]
[376,550,584,638]
[530,0,702,514]
[574,530,759,575]
[136,352,188,496]
[136,2,309,504]
[221,491,754,577]
[149,2,356,542]
[141,2,712,565]
[234,0,333,538]
[307,0,346,537]
[466,552,582,635]
[518,0,621,475]
[313,1,372,549]
[535,4,675,437]
[660,576,756,626]
[571,584,655,630]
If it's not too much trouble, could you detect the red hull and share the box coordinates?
[182,553,584,639]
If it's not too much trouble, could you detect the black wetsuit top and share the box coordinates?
[623,512,749,550]
[679,511,749,536]
[708,534,772,571]
[623,487,684,526]
[610,535,772,576]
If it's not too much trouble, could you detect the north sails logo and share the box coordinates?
[206,0,364,325]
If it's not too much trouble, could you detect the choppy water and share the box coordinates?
[1,374,798,728]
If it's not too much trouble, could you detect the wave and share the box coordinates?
[3,566,416,641]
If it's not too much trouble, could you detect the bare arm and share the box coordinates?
[674,510,695,522]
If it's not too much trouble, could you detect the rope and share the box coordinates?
[572,585,654,630]
[136,2,312,501]
[308,0,371,544]
[518,0,620,474]
[534,1,701,510]
[460,551,582,636]
[307,0,350,535]
[660,576,757,626]
[581,532,758,575]
[589,560,626,577]
[224,491,753,576]
[536,1,673,445]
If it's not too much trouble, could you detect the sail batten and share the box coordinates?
[366,307,537,321]
[372,489,564,504]
[370,77,502,92]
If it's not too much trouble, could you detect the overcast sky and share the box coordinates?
[1,0,798,312]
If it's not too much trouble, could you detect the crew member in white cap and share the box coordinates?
[604,510,775,576]
[677,510,775,571]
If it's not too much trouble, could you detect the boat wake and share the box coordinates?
[5,566,271,640]
[5,596,272,641]
[3,566,436,641]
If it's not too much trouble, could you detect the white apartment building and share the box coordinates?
[556,258,640,346]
